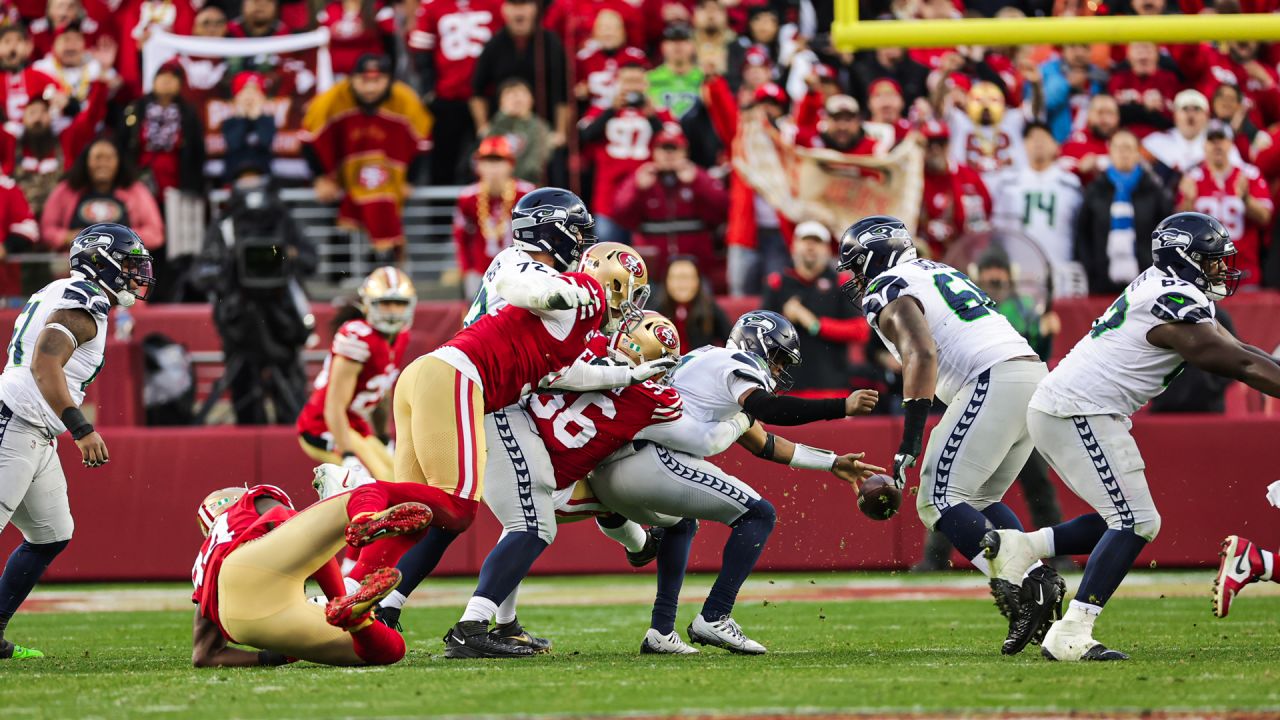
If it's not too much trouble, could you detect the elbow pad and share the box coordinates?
[740,391,845,426]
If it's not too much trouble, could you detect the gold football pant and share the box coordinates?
[393,355,486,504]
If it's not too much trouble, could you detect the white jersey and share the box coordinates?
[1031,268,1216,418]
[0,277,111,434]
[991,164,1083,264]
[462,246,546,327]
[861,259,1035,405]
[665,345,774,424]
[947,105,1028,187]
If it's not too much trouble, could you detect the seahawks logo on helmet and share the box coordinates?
[72,233,114,255]
[511,206,570,230]
[654,324,679,349]
[619,251,644,278]
[1153,229,1193,250]
[857,222,911,244]
[740,313,777,332]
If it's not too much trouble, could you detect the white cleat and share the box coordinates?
[312,463,374,501]
[1040,619,1128,662]
[687,614,767,655]
[640,628,700,655]
[982,529,1040,585]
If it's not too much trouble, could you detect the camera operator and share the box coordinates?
[194,167,318,425]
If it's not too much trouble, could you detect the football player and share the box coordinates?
[0,223,155,660]
[590,310,883,654]
[191,470,435,667]
[983,212,1280,661]
[837,215,1063,656]
[1213,481,1280,618]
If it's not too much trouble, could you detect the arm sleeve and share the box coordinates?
[540,356,633,391]
[740,390,846,426]
[817,316,870,343]
[491,258,566,311]
[634,412,750,457]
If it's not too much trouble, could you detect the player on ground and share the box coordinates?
[190,470,435,667]
[297,266,415,482]
[1213,481,1280,618]
[983,212,1280,661]
[837,215,1063,656]
[591,310,883,654]
[0,223,154,660]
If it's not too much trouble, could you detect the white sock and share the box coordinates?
[340,557,356,575]
[598,519,647,553]
[1261,548,1275,582]
[1030,527,1055,559]
[969,554,991,577]
[379,589,407,610]
[460,596,499,624]
[343,577,361,596]
[496,586,519,625]
[1064,599,1102,628]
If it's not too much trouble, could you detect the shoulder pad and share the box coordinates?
[1150,292,1213,324]
[862,274,909,321]
[58,280,111,318]
[332,326,373,361]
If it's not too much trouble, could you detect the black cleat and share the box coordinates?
[1002,565,1064,656]
[443,621,538,659]
[626,527,665,568]
[1041,642,1130,662]
[490,617,552,653]
[374,605,402,632]
[988,577,1022,650]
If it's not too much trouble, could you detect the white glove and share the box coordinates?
[628,357,678,383]
[1267,480,1280,509]
[543,283,594,310]
[891,452,916,490]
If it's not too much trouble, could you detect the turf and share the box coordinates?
[2,575,1279,719]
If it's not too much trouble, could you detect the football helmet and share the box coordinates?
[611,310,680,366]
[68,223,155,307]
[837,215,917,303]
[197,487,246,536]
[511,187,596,271]
[577,242,649,334]
[727,310,802,391]
[1151,211,1240,301]
[359,266,416,335]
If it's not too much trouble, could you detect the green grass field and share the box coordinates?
[3,572,1279,719]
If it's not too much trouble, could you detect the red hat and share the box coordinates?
[868,77,903,98]
[946,72,972,93]
[921,119,950,141]
[232,71,266,97]
[743,46,772,70]
[476,134,515,160]
[156,59,185,84]
[617,46,649,70]
[653,125,687,148]
[52,19,84,40]
[813,63,836,80]
[753,82,788,107]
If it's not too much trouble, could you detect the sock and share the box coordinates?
[459,596,499,624]
[379,590,408,610]
[980,502,1023,531]
[651,518,697,635]
[1261,548,1275,582]
[933,503,991,561]
[1050,513,1109,556]
[1063,599,1103,629]
[596,515,647,553]
[496,586,519,625]
[969,554,991,577]
[1075,528,1147,607]
[393,527,461,598]
[0,540,70,632]
[1030,528,1054,558]
[348,481,479,533]
[351,619,406,664]
[349,534,421,582]
[472,531,548,608]
[343,577,361,595]
[702,500,775,621]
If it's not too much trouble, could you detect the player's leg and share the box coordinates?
[1212,535,1279,618]
[642,517,700,654]
[344,478,471,582]
[346,433,395,482]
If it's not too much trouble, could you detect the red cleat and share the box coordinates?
[345,502,433,548]
[1213,535,1264,619]
[326,567,402,630]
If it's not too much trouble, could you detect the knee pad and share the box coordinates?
[1134,512,1162,543]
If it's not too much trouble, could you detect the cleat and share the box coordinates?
[490,618,552,653]
[1002,565,1064,656]
[981,529,1040,586]
[640,628,699,654]
[443,621,538,659]
[375,604,402,631]
[345,502,433,548]
[989,577,1021,621]
[1213,535,1264,619]
[1040,618,1127,662]
[0,640,44,659]
[687,613,766,655]
[627,526,666,568]
[325,567,402,630]
[312,463,374,501]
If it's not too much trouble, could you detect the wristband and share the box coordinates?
[900,398,932,456]
[808,320,821,336]
[61,407,93,440]
[789,443,837,471]
[754,432,776,460]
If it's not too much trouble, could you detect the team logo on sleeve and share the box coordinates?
[619,252,644,278]
[654,324,679,349]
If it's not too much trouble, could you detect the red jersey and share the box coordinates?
[318,1,396,76]
[28,15,110,60]
[1173,43,1280,129]
[579,106,674,217]
[527,334,683,488]
[452,179,537,274]
[0,68,59,139]
[0,176,36,296]
[543,0,644,52]
[1179,162,1272,290]
[1059,128,1110,183]
[1106,69,1181,138]
[441,271,607,413]
[191,485,296,640]
[296,319,409,440]
[920,162,991,258]
[408,0,502,101]
[575,44,647,109]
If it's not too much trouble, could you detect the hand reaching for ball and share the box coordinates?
[831,452,885,486]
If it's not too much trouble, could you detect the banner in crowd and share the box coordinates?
[733,114,924,236]
[141,30,334,180]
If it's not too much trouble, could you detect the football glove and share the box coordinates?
[628,357,678,383]
[543,282,594,311]
[342,453,372,481]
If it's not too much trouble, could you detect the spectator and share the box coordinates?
[0,174,39,298]
[655,255,730,353]
[735,45,775,106]
[946,80,1031,185]
[484,78,552,185]
[726,5,781,92]
[1059,93,1120,183]
[612,126,728,281]
[691,0,734,77]
[574,10,646,110]
[470,0,569,155]
[1177,121,1272,290]
[796,93,889,154]
[453,135,535,297]
[229,0,289,37]
[1211,83,1265,162]
[1144,89,1239,185]
[1040,44,1103,143]
[317,0,396,77]
[865,78,913,144]
[41,137,165,250]
[918,119,992,260]
[409,0,501,185]
[647,23,703,121]
[221,71,277,183]
[118,61,205,201]
[0,25,59,139]
[29,0,110,60]
[852,47,930,110]
[302,54,432,259]
[1075,129,1172,295]
[1174,40,1280,130]
[992,122,1083,266]
[763,221,870,399]
[1108,41,1180,138]
[191,4,228,36]
[32,20,119,137]
[578,59,676,245]
[543,0,643,53]
[12,99,62,217]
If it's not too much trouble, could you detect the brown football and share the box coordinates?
[857,474,901,521]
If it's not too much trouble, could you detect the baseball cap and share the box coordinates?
[921,119,950,141]
[1174,89,1209,111]
[825,94,860,117]
[231,71,266,96]
[812,63,836,81]
[752,82,788,107]
[354,53,393,77]
[653,126,687,148]
[476,135,515,161]
[743,46,772,70]
[618,47,649,70]
[662,22,693,41]
[793,221,832,244]
[1206,119,1234,141]
[868,77,903,98]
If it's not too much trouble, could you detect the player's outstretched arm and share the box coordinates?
[541,356,678,392]
[737,422,886,483]
[191,611,284,668]
[491,260,590,315]
[31,308,108,468]
[1148,321,1280,398]
[737,387,879,426]
[877,297,938,489]
[634,412,753,457]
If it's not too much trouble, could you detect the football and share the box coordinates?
[857,474,902,520]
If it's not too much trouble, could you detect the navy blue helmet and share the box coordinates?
[510,187,596,271]
[1151,212,1240,300]
[69,223,155,307]
[837,215,917,303]
[728,310,802,391]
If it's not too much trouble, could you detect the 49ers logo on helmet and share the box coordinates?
[654,324,678,349]
[618,252,644,278]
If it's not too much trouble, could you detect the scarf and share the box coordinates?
[1105,165,1143,286]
